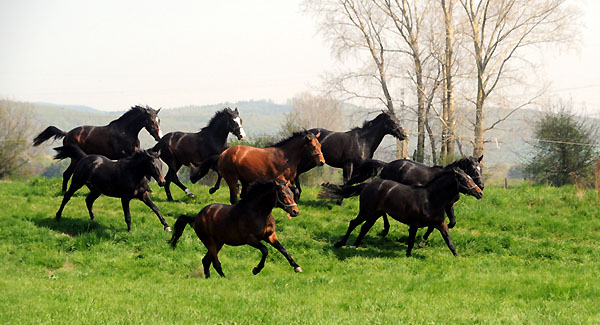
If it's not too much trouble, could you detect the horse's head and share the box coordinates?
[142,106,163,141]
[304,132,325,166]
[137,149,165,186]
[380,110,408,140]
[225,107,246,141]
[453,167,483,199]
[274,179,299,217]
[457,155,484,190]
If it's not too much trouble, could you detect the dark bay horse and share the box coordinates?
[33,105,163,193]
[293,110,408,200]
[152,107,246,201]
[218,130,325,204]
[53,144,170,232]
[169,179,302,278]
[323,168,483,256]
[346,156,485,235]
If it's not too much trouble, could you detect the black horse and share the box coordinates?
[293,110,408,200]
[53,144,170,232]
[152,107,245,201]
[33,105,163,193]
[346,156,484,236]
[323,168,483,256]
[169,179,302,278]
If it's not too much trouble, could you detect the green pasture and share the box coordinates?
[1,177,599,324]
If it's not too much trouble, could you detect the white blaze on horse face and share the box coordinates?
[234,117,246,139]
[155,117,163,138]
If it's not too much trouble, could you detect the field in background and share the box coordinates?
[1,178,599,323]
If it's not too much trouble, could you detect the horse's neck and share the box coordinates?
[425,174,459,207]
[277,139,305,172]
[239,190,276,220]
[113,114,145,136]
[355,122,386,157]
[200,115,230,145]
[120,158,147,182]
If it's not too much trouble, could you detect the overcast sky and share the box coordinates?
[0,0,598,113]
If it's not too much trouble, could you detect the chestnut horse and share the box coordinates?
[33,105,163,193]
[218,131,325,204]
[169,179,302,278]
[322,168,483,256]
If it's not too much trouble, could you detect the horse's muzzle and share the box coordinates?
[288,208,299,218]
[157,176,166,187]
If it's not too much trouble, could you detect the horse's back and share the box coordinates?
[219,145,282,182]
[361,179,424,225]
[64,125,132,159]
[380,159,441,186]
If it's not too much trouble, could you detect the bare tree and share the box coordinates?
[304,0,410,158]
[458,0,578,157]
[281,92,343,136]
[0,100,38,178]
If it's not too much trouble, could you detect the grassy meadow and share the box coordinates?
[1,177,600,323]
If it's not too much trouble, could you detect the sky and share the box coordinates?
[0,0,599,113]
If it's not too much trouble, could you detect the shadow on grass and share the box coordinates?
[296,198,335,209]
[312,229,425,260]
[33,217,113,239]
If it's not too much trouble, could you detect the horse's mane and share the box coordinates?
[201,108,234,131]
[421,168,460,188]
[268,130,313,148]
[444,157,476,171]
[349,111,393,132]
[109,105,150,125]
[239,180,277,203]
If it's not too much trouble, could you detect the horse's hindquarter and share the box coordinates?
[224,146,287,182]
[201,204,270,246]
[66,125,133,159]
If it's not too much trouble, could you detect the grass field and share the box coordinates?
[1,177,600,324]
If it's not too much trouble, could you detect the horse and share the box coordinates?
[53,144,170,232]
[293,110,408,201]
[322,168,483,256]
[152,107,246,201]
[33,105,163,193]
[169,179,302,278]
[218,130,325,204]
[346,156,485,237]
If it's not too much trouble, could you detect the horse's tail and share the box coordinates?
[33,126,66,146]
[169,214,196,248]
[347,159,387,185]
[319,182,367,200]
[53,144,87,161]
[190,154,220,184]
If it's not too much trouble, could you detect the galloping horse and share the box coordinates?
[218,130,325,204]
[346,156,485,236]
[53,145,170,232]
[293,110,408,200]
[169,179,302,278]
[33,105,163,193]
[152,107,245,201]
[322,168,483,256]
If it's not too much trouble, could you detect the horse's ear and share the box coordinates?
[156,108,161,114]
[478,155,483,162]
[315,131,321,138]
[235,107,239,113]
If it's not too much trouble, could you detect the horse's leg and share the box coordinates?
[293,177,302,201]
[437,222,458,256]
[418,226,435,248]
[61,161,76,193]
[379,215,391,237]
[120,198,133,232]
[405,225,419,257]
[334,211,368,248]
[267,232,302,273]
[170,165,195,199]
[247,238,269,275]
[352,214,380,248]
[337,162,354,205]
[223,175,239,204]
[445,204,456,228]
[209,167,222,194]
[201,253,212,278]
[239,180,249,199]
[209,242,225,277]
[85,190,101,221]
[55,178,84,219]
[140,192,171,231]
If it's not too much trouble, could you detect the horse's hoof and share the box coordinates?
[379,230,389,237]
[164,226,172,232]
[333,242,344,248]
[209,188,217,194]
[294,267,303,273]
[448,222,456,229]
[187,193,195,198]
[252,267,261,275]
